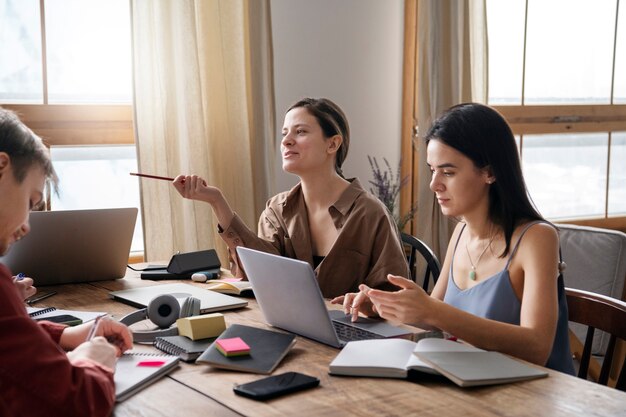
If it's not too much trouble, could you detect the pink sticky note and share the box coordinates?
[137,360,166,367]
[216,337,250,356]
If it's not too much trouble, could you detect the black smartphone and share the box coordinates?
[233,372,320,401]
[34,314,83,326]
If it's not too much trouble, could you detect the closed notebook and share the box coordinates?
[115,351,180,402]
[196,324,296,374]
[154,335,215,362]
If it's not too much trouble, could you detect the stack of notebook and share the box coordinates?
[154,335,215,362]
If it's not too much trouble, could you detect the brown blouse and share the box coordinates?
[219,178,409,298]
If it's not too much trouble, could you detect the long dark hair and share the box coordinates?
[425,103,543,256]
[287,98,350,178]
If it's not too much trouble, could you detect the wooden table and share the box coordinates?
[33,269,626,417]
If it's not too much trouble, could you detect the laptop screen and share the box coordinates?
[0,207,137,285]
[236,246,344,347]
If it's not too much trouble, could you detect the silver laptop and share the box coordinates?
[0,208,138,285]
[236,246,412,348]
[110,283,248,314]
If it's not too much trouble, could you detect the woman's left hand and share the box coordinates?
[366,275,433,325]
[331,289,378,321]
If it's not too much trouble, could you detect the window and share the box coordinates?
[0,0,143,253]
[487,0,626,231]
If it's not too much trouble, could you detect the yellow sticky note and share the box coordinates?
[176,313,226,340]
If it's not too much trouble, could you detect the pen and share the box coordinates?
[85,314,106,341]
[26,291,57,305]
[130,172,175,181]
[15,273,25,281]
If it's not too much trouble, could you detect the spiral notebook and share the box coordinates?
[115,351,180,402]
[27,306,105,323]
[154,335,215,362]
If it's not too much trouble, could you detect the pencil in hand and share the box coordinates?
[85,315,105,341]
[130,172,175,181]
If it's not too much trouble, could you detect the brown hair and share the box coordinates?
[0,108,58,187]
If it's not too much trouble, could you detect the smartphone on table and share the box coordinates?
[34,314,83,326]
[233,372,320,401]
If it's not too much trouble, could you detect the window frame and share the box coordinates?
[400,0,626,234]
[493,99,626,235]
[1,0,140,258]
[0,104,134,146]
[487,0,626,232]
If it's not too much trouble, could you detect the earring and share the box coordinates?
[487,179,495,184]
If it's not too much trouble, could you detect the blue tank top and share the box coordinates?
[444,222,575,375]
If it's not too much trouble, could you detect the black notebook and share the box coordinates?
[154,335,215,362]
[115,351,180,402]
[196,324,296,374]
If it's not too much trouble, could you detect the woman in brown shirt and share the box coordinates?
[173,98,408,298]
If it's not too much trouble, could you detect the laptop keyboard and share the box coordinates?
[332,320,385,342]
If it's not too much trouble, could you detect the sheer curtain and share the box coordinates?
[131,0,275,262]
[413,0,488,258]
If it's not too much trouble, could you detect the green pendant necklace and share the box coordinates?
[465,234,495,281]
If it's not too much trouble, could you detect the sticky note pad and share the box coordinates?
[177,313,226,340]
[215,337,250,357]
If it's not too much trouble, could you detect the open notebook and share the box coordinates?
[329,338,548,387]
[115,351,180,402]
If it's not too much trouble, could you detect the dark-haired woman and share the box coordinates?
[174,98,408,298]
[337,103,575,374]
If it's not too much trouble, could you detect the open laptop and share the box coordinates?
[236,246,412,348]
[0,208,138,285]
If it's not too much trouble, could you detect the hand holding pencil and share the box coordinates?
[135,171,235,234]
[172,174,217,201]
[61,316,133,357]
[86,316,133,356]
[131,172,213,203]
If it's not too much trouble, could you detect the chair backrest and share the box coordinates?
[565,287,626,390]
[400,232,441,291]
[558,224,626,354]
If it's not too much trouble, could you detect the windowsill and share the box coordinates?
[554,216,626,234]
[129,252,145,264]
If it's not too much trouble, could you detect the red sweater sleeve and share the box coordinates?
[0,264,115,417]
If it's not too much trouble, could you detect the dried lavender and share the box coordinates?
[367,156,416,231]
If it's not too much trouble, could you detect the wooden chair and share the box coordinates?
[400,232,441,291]
[558,224,626,384]
[565,287,626,390]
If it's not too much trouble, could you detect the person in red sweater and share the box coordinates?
[0,109,133,417]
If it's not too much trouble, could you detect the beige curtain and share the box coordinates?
[131,0,275,263]
[413,0,488,259]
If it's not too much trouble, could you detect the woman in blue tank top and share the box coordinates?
[334,103,575,375]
